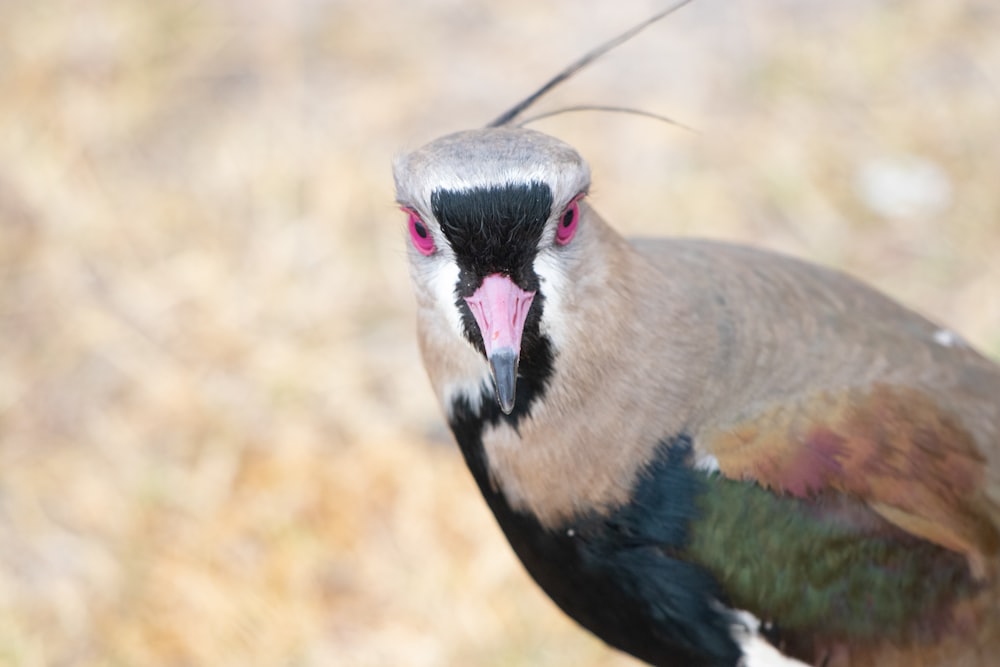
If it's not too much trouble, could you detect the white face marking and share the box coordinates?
[429,257,465,340]
[405,165,579,212]
[392,128,591,225]
[533,249,572,349]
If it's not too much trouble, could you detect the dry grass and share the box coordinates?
[0,1,997,665]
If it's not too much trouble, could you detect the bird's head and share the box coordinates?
[393,127,592,415]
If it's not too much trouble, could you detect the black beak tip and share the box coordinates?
[489,349,519,415]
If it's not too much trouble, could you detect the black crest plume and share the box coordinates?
[488,0,699,128]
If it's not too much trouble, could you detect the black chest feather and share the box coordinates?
[447,391,743,667]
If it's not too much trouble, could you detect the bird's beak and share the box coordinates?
[464,273,536,415]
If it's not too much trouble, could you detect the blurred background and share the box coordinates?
[0,1,997,665]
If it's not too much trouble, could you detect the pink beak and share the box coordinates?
[464,273,536,414]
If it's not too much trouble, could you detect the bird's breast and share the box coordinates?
[449,390,745,665]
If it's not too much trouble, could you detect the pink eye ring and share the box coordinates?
[555,197,581,245]
[405,209,435,255]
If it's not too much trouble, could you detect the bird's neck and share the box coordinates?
[437,218,721,528]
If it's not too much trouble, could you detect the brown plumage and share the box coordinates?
[396,125,1000,666]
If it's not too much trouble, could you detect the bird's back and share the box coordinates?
[632,237,999,441]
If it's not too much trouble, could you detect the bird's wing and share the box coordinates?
[702,381,999,574]
[634,237,1000,567]
[628,238,1000,661]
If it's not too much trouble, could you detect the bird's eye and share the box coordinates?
[405,209,435,256]
[555,197,581,245]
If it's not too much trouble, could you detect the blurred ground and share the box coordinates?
[0,1,998,665]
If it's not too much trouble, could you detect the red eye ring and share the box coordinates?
[555,196,582,245]
[404,208,435,256]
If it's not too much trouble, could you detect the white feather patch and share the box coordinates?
[428,258,465,340]
[933,328,963,348]
[728,608,809,667]
[738,635,809,667]
[694,453,721,474]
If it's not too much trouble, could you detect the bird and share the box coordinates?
[393,124,1000,666]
